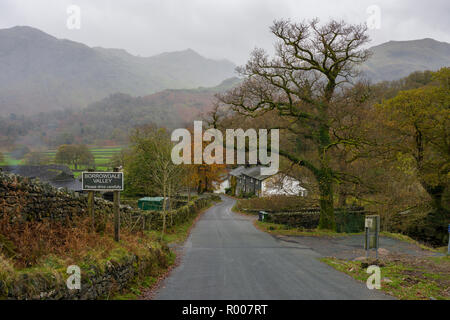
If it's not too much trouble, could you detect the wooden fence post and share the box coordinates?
[88,168,95,232]
[113,167,120,242]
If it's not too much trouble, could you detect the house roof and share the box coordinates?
[1,164,74,181]
[0,165,82,191]
[241,166,273,181]
[51,179,83,191]
[229,165,274,181]
[230,165,303,184]
[229,166,248,177]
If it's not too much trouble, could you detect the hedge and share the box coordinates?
[130,195,220,231]
[266,208,367,233]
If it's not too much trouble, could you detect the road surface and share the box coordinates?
[154,196,392,300]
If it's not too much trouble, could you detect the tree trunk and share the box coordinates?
[317,171,336,230]
[338,184,347,208]
[168,183,173,226]
[161,210,166,240]
[317,116,336,230]
[161,183,167,240]
[197,180,202,194]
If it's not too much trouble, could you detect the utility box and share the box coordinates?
[259,211,268,222]
[364,215,380,257]
[138,197,168,211]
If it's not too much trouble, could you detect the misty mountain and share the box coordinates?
[0,26,236,116]
[0,77,242,148]
[81,76,241,132]
[1,26,449,118]
[362,38,450,82]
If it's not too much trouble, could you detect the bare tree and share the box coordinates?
[218,19,371,229]
[130,126,185,238]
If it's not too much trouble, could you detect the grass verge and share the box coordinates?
[112,251,176,300]
[321,255,450,300]
[145,201,217,244]
[254,221,362,237]
[233,205,361,237]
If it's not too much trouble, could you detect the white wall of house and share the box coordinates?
[261,174,307,197]
[213,178,230,194]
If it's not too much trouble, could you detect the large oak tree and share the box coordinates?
[219,19,371,229]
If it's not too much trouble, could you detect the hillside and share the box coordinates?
[0,78,241,148]
[1,26,449,117]
[77,76,241,136]
[362,38,450,82]
[0,26,236,116]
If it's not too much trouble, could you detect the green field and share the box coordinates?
[0,153,23,166]
[0,146,123,176]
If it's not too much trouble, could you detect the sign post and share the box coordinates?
[82,170,124,242]
[87,168,95,232]
[113,167,120,242]
[88,189,95,231]
[364,215,380,259]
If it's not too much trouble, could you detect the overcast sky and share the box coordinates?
[1,0,449,64]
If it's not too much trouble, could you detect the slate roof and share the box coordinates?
[241,166,273,181]
[229,166,248,177]
[50,178,83,191]
[229,165,274,181]
[0,165,82,191]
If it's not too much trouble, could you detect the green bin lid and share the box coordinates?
[138,197,165,202]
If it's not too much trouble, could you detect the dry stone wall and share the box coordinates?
[0,172,120,222]
[0,171,217,230]
[0,172,219,299]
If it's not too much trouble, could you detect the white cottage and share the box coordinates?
[213,179,230,194]
[213,173,231,194]
[231,166,307,197]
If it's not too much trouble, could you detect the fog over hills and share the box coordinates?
[0,77,242,148]
[0,26,449,117]
[0,26,236,116]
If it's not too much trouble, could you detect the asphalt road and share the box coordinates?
[154,196,392,300]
